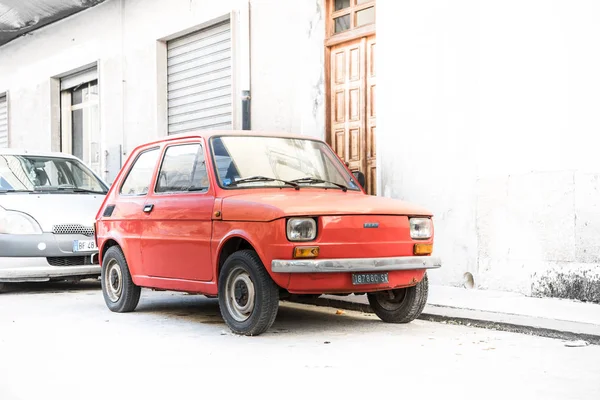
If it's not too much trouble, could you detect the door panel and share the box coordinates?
[139,141,214,282]
[330,38,365,175]
[329,34,376,195]
[140,194,214,281]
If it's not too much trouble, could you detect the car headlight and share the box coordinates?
[0,206,43,234]
[409,217,432,239]
[287,218,317,242]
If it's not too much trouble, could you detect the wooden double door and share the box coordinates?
[329,35,376,195]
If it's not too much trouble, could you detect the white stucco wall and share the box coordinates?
[0,0,325,182]
[379,1,600,300]
[250,0,325,138]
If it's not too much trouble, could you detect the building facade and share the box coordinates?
[1,0,599,301]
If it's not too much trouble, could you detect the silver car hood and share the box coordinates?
[0,193,104,232]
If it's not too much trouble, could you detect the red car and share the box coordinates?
[95,131,441,335]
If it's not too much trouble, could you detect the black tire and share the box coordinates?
[367,273,429,323]
[101,246,141,313]
[218,250,279,336]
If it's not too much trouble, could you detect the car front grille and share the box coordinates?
[47,257,94,267]
[52,224,95,237]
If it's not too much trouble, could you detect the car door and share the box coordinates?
[139,139,214,281]
[114,146,162,276]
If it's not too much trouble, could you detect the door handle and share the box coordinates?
[143,204,154,213]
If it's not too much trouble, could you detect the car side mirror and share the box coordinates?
[352,170,366,190]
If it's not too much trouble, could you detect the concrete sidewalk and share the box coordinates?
[289,284,600,345]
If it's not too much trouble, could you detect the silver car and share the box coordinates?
[0,149,108,289]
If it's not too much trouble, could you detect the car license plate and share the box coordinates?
[352,272,389,285]
[72,240,98,253]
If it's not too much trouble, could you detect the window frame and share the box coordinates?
[59,66,100,176]
[208,135,361,192]
[153,141,210,195]
[328,0,375,38]
[118,146,161,197]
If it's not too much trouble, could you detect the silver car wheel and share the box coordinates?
[224,266,256,322]
[105,259,123,303]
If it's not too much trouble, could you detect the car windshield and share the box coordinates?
[0,154,107,193]
[209,135,360,191]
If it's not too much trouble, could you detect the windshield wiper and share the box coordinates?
[227,176,299,190]
[290,177,348,192]
[0,189,34,193]
[68,188,107,194]
[37,187,106,194]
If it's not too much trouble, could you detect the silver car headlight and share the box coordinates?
[286,218,317,242]
[409,217,432,239]
[0,206,43,234]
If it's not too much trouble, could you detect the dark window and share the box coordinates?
[335,0,350,11]
[155,143,208,193]
[120,148,160,196]
[334,14,351,33]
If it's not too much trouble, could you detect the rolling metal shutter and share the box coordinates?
[167,20,233,135]
[0,94,7,148]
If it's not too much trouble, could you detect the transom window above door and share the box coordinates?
[330,0,375,36]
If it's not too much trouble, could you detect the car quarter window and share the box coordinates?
[120,147,160,196]
[155,142,209,193]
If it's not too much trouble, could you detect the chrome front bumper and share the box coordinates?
[271,256,442,273]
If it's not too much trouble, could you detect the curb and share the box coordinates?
[286,296,600,346]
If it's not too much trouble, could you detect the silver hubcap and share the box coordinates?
[225,267,256,322]
[105,259,123,303]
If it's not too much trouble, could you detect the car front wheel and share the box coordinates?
[101,246,141,313]
[367,273,429,323]
[218,250,279,336]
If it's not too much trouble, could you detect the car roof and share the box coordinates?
[0,148,79,159]
[135,130,325,149]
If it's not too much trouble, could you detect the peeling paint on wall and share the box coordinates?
[307,0,323,39]
[307,0,324,121]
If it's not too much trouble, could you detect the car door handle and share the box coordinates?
[143,204,154,213]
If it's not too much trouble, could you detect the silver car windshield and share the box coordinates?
[209,135,361,191]
[0,154,107,193]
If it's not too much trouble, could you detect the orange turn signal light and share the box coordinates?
[413,243,433,256]
[293,246,320,259]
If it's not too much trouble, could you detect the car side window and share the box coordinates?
[155,143,209,193]
[120,147,160,196]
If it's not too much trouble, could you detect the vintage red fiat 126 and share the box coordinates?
[95,131,441,335]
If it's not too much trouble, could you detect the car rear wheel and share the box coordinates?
[218,250,279,336]
[101,246,141,313]
[367,273,429,323]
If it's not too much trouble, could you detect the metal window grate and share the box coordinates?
[0,94,8,148]
[167,20,233,135]
[52,224,95,237]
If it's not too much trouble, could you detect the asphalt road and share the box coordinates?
[0,280,599,400]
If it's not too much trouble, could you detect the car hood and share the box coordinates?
[0,193,105,232]
[220,190,433,221]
